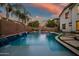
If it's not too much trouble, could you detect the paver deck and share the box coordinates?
[59,34,79,55]
[65,41,79,47]
[60,37,75,41]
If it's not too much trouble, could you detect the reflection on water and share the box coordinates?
[46,34,66,51]
[0,32,76,56]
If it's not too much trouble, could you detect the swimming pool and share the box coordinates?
[0,32,76,56]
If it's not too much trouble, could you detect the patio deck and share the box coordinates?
[57,33,79,55]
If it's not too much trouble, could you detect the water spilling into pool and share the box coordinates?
[0,32,76,56]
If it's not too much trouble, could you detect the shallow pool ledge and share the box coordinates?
[55,33,79,56]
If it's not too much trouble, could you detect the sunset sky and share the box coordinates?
[0,3,68,21]
[22,3,68,20]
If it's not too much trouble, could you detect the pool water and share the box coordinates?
[0,32,76,56]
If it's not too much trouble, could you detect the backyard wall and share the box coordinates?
[0,18,27,37]
[41,27,58,32]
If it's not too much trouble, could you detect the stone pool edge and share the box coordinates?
[55,33,79,56]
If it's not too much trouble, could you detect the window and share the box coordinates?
[76,21,79,31]
[65,12,69,19]
[77,5,79,14]
[69,22,72,26]
[62,24,66,29]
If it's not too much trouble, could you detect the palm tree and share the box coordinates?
[12,4,24,22]
[24,8,31,22]
[5,4,13,20]
[20,13,31,24]
[0,3,13,20]
[14,9,21,21]
[26,15,30,22]
[11,3,31,23]
[20,13,26,23]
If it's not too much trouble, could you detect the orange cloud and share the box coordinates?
[31,3,63,15]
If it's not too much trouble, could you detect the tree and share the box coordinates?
[13,4,31,23]
[46,19,57,27]
[0,3,31,24]
[21,8,31,23]
[14,9,21,21]
[4,4,13,20]
[0,3,13,20]
[28,21,39,28]
[20,13,26,23]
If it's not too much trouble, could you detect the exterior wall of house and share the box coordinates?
[60,8,71,32]
[71,4,78,32]
[60,4,79,32]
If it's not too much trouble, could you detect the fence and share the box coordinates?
[0,18,27,37]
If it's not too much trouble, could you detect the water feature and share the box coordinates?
[0,32,76,56]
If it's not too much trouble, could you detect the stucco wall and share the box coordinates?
[60,4,78,32]
[71,4,78,32]
[60,8,71,32]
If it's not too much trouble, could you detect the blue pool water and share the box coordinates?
[0,32,76,56]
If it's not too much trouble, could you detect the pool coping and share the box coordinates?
[0,32,28,38]
[55,33,79,56]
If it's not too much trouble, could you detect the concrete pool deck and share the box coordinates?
[55,33,79,55]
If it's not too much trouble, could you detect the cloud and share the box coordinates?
[50,15,58,19]
[57,3,68,7]
[35,16,43,19]
[31,3,65,15]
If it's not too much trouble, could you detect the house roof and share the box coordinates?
[59,3,76,17]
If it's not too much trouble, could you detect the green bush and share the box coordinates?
[46,20,57,27]
[28,21,39,28]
